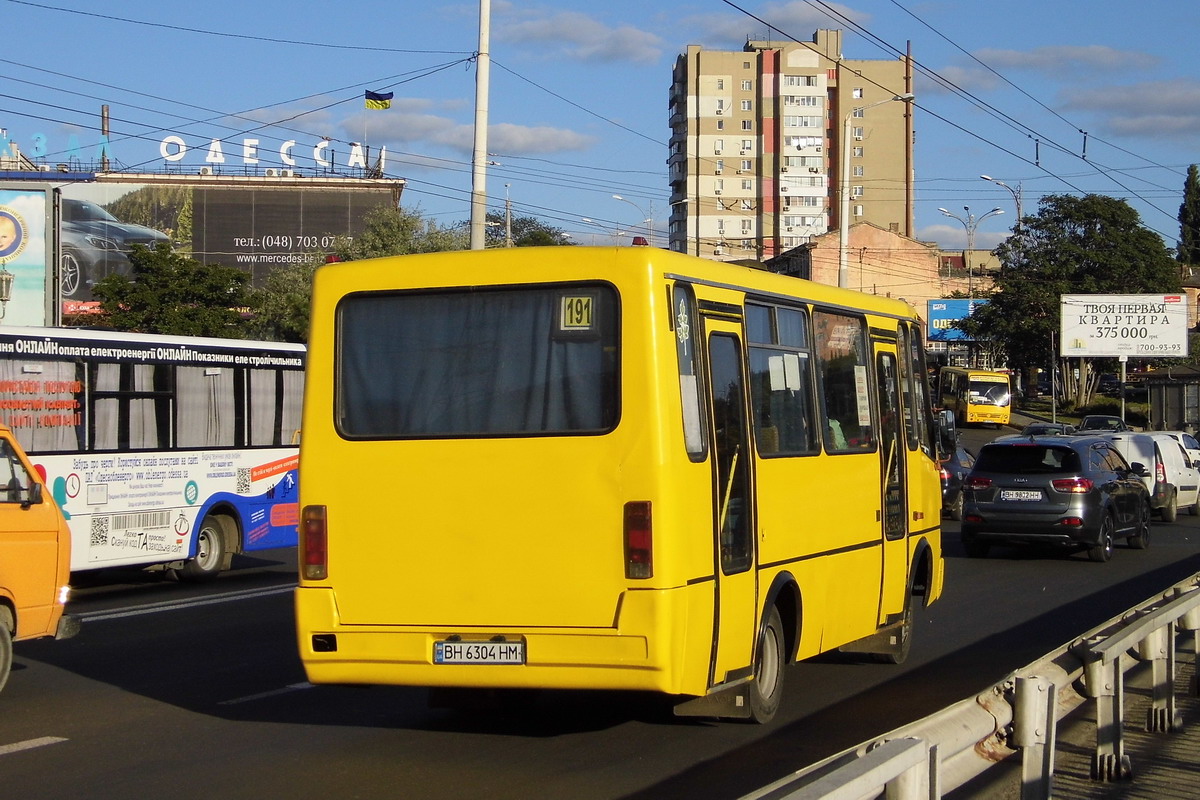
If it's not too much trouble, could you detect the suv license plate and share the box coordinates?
[1000,489,1042,501]
[434,640,525,665]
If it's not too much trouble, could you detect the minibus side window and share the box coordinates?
[813,310,875,453]
[746,302,817,456]
[673,283,707,460]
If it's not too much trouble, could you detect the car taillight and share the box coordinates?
[1051,477,1093,493]
[1156,459,1167,485]
[939,465,951,481]
[302,505,328,580]
[624,501,653,579]
[965,476,992,490]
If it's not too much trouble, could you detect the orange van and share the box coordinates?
[0,423,77,693]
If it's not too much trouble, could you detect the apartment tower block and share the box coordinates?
[667,30,913,262]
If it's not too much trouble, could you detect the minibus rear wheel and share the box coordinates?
[749,606,784,724]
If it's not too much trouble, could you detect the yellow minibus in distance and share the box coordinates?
[295,246,950,722]
[0,423,77,693]
[938,367,1012,427]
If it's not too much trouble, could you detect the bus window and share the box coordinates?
[337,285,619,437]
[673,283,707,459]
[905,324,935,457]
[176,366,236,448]
[746,302,816,455]
[814,310,874,452]
[93,363,170,451]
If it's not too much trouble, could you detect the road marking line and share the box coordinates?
[0,737,68,756]
[219,681,314,706]
[74,584,295,622]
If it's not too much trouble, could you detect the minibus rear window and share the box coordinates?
[337,284,619,437]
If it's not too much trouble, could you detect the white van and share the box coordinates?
[1100,432,1199,522]
[1147,432,1200,516]
[1157,431,1200,473]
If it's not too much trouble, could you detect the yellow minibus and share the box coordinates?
[938,367,1012,427]
[296,246,949,722]
[0,423,77,693]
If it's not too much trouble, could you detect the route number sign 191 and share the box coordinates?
[1060,294,1189,358]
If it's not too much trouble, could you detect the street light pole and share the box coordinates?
[979,174,1022,231]
[612,195,653,247]
[840,93,914,288]
[937,206,1004,298]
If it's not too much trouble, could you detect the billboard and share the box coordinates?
[926,298,988,342]
[58,179,399,311]
[0,188,50,326]
[1060,294,1189,358]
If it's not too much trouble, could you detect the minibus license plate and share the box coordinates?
[434,640,525,665]
[1000,489,1041,501]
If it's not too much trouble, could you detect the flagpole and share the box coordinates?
[469,0,490,250]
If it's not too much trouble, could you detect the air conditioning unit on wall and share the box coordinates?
[198,166,214,176]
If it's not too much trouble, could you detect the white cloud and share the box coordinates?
[349,110,595,157]
[916,65,1003,96]
[440,121,597,155]
[679,1,867,50]
[496,10,664,64]
[973,45,1157,77]
[920,222,1008,251]
[1065,79,1200,142]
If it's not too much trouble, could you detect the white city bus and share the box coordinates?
[0,326,304,579]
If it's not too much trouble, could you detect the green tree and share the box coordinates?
[1179,164,1200,269]
[483,212,573,247]
[958,194,1180,406]
[92,242,253,337]
[246,259,318,343]
[330,205,468,260]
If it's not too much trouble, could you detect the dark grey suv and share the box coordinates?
[960,435,1151,562]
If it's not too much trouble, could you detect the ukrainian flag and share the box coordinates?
[365,90,394,110]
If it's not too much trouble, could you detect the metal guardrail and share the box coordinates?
[745,573,1200,800]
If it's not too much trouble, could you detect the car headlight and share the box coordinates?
[83,235,122,251]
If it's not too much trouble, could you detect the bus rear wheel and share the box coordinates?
[749,606,785,724]
[178,514,229,582]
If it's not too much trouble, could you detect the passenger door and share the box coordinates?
[704,326,758,688]
[874,347,909,622]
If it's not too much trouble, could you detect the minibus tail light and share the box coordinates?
[302,505,328,580]
[624,501,653,579]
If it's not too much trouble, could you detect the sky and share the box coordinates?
[2,0,1199,253]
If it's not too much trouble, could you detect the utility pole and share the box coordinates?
[468,0,491,250]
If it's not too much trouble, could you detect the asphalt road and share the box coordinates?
[5,447,1200,800]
